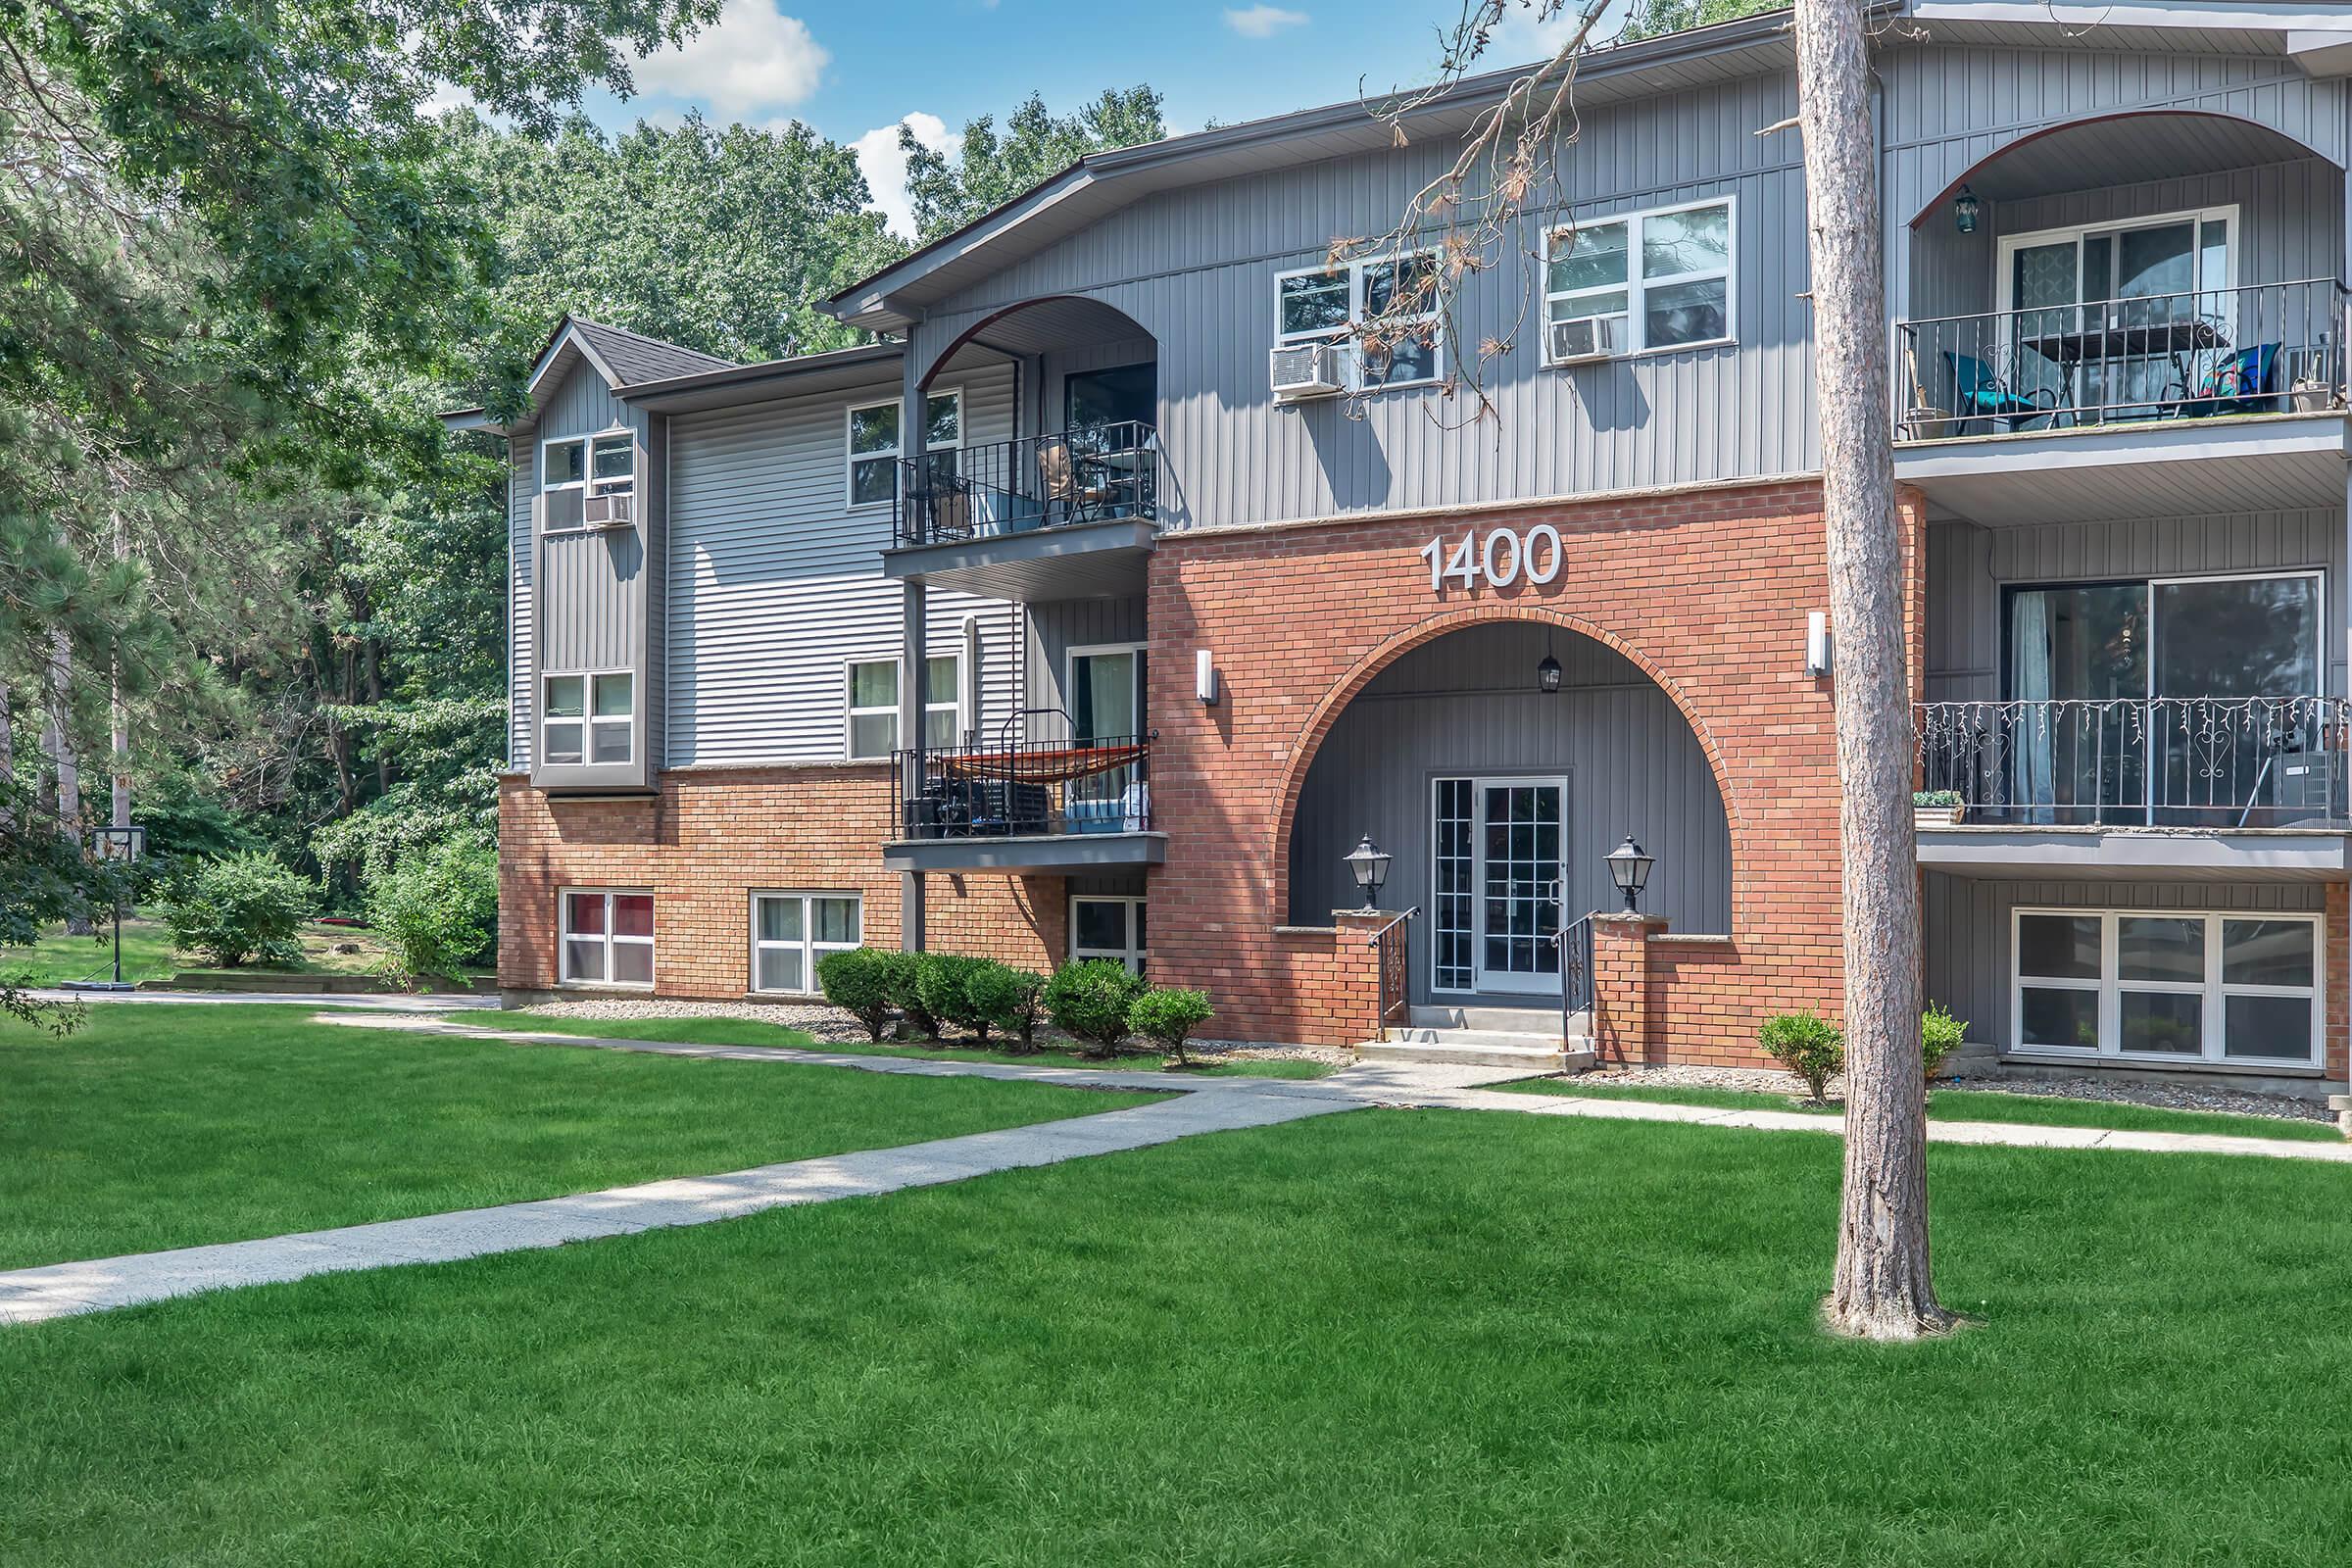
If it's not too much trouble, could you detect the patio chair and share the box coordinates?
[1942,350,2060,433]
[1037,437,1116,526]
[2165,341,2281,419]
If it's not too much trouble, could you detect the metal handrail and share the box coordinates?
[1914,697,2350,828]
[1553,912,1597,1051]
[894,421,1160,548]
[1896,277,2347,436]
[1364,906,1420,1031]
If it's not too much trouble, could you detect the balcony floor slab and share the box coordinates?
[882,831,1167,874]
[1916,824,2352,880]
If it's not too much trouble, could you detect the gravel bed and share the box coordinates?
[1572,1063,2334,1127]
[494,1000,1353,1069]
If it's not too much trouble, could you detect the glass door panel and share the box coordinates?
[1474,781,1564,995]
[2005,584,2148,822]
[1432,779,1475,993]
[2008,240,2079,406]
[2151,576,2321,825]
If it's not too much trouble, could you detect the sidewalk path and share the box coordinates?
[8,1011,2345,1326]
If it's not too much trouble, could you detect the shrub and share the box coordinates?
[816,948,897,1042]
[1912,790,1961,808]
[161,852,316,968]
[1757,1009,1845,1103]
[1044,959,1148,1057]
[1921,1003,1968,1079]
[966,961,1047,1052]
[881,950,940,1040]
[916,953,993,1042]
[1127,987,1214,1067]
[363,835,497,985]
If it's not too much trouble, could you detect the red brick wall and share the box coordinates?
[498,765,1063,997]
[1144,478,1927,1055]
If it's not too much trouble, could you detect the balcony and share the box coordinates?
[1913,698,2352,879]
[1893,278,2352,527]
[881,725,1163,874]
[883,422,1162,602]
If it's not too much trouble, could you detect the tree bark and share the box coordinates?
[112,509,129,832]
[43,631,92,936]
[1794,0,1952,1340]
[0,679,15,833]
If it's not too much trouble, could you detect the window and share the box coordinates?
[1544,197,1734,361]
[846,391,962,509]
[1274,250,1445,389]
[542,670,632,766]
[751,892,861,995]
[2013,908,2321,1067]
[844,655,961,759]
[541,431,634,532]
[1071,897,1147,975]
[562,889,654,987]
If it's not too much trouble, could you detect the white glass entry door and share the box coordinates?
[1434,777,1565,996]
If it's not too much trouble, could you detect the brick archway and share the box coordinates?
[1263,601,1742,929]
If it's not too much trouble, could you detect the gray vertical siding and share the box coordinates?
[1925,509,2347,704]
[1286,622,1731,1004]
[662,362,1022,763]
[1023,596,1149,742]
[1924,872,2327,1047]
[508,447,532,766]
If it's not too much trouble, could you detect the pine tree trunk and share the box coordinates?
[1794,0,1952,1340]
[0,679,15,832]
[43,632,93,936]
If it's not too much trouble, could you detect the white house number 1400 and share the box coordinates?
[1419,524,1564,594]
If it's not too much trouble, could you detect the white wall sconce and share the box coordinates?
[1805,611,1832,678]
[1196,649,1220,706]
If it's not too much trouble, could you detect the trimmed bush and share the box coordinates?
[1127,987,1213,1067]
[1757,1009,1845,1103]
[161,852,316,968]
[1043,959,1148,1057]
[363,835,497,986]
[1921,1003,1968,1080]
[916,953,992,1042]
[965,961,1047,1052]
[882,950,940,1041]
[816,948,897,1042]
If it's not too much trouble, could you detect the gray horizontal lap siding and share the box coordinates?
[1925,509,2348,705]
[664,363,1021,764]
[906,70,1816,528]
[1923,873,2328,1050]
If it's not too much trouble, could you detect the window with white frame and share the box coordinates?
[845,655,961,759]
[846,391,962,509]
[562,889,654,987]
[1275,251,1444,388]
[750,892,861,995]
[541,670,633,766]
[541,431,634,532]
[1544,197,1734,361]
[1071,896,1147,976]
[2013,908,2321,1067]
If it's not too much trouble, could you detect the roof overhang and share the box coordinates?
[620,343,904,415]
[526,318,620,401]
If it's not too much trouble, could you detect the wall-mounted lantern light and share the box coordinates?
[1952,184,1982,235]
[1345,833,1394,911]
[1805,610,1832,678]
[1605,835,1655,915]
[1538,628,1562,694]
[1196,649,1220,706]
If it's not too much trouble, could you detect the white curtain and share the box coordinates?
[2010,593,2056,823]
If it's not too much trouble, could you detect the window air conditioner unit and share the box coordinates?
[1270,340,1346,402]
[1548,314,1623,366]
[582,491,634,526]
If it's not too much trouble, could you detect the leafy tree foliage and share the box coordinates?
[901,87,1165,242]
[1621,0,1786,41]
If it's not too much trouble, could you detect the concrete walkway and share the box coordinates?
[9,1009,2347,1327]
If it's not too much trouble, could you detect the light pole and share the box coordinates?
[64,825,146,992]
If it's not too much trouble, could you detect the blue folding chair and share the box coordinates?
[2168,342,2281,419]
[1943,350,2060,432]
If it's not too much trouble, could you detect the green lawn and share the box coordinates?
[0,1004,1160,1270]
[492,1009,1336,1079]
[0,914,485,987]
[1495,1074,2342,1142]
[7,1110,2352,1563]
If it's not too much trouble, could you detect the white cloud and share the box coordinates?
[1225,5,1308,39]
[1492,0,1630,65]
[632,0,827,119]
[854,112,954,241]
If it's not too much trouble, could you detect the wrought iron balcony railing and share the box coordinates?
[894,421,1160,549]
[1915,698,2352,828]
[895,728,1153,841]
[1897,278,2348,438]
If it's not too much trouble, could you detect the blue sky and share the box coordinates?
[580,1,1624,236]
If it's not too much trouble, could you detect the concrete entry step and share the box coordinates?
[1360,1036,1598,1072]
[1408,1003,1585,1033]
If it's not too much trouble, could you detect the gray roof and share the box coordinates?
[567,318,737,385]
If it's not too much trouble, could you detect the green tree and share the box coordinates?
[901,87,1165,241]
[1621,0,1787,39]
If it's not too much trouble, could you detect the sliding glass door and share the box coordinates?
[1998,207,2234,419]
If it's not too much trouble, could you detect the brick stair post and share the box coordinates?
[1592,913,1668,1065]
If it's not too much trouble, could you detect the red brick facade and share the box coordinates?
[498,764,1062,998]
[1142,477,1923,1056]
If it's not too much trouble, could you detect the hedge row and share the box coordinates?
[813,949,1213,1062]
